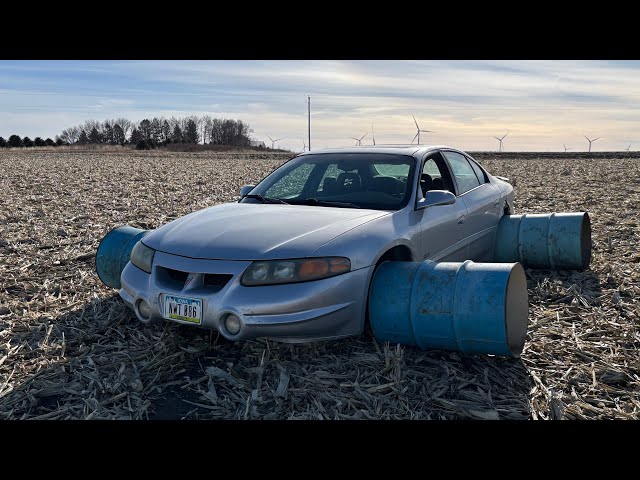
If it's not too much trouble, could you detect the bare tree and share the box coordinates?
[58,128,73,144]
[210,117,223,144]
[167,116,180,132]
[200,114,213,144]
[150,117,162,143]
[161,120,171,144]
[62,126,81,144]
[82,120,102,141]
[115,118,132,140]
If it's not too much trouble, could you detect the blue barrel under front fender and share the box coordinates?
[96,225,150,289]
[369,260,529,357]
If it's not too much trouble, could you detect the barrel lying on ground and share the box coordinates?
[494,212,591,270]
[369,260,529,357]
[96,225,150,289]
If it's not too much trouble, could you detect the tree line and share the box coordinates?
[0,135,60,148]
[0,115,256,150]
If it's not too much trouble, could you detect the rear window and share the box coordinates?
[373,163,411,178]
[467,157,488,183]
[443,151,481,195]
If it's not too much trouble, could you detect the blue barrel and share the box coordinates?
[96,225,150,289]
[494,212,591,270]
[369,260,529,357]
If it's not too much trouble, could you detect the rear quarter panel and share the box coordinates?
[491,177,515,213]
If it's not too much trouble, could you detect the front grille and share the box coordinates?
[157,267,189,289]
[156,266,232,292]
[166,268,189,283]
[203,274,233,291]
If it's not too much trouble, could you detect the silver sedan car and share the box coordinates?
[120,145,514,342]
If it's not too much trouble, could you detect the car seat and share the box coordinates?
[431,177,445,190]
[322,177,338,194]
[420,173,433,195]
[368,175,402,196]
[336,172,362,192]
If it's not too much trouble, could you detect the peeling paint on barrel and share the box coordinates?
[369,260,529,357]
[96,225,149,289]
[494,212,591,270]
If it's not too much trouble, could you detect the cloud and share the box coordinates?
[1,60,639,151]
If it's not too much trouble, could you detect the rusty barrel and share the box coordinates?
[96,225,150,289]
[369,260,529,357]
[494,212,591,270]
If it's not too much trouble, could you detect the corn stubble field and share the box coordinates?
[0,149,639,420]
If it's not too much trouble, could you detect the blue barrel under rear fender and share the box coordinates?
[96,225,150,289]
[369,260,529,358]
[494,212,591,270]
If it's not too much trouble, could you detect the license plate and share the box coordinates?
[163,294,203,324]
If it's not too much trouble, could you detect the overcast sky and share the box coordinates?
[1,60,638,152]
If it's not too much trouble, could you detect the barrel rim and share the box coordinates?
[95,225,126,287]
[504,262,529,358]
[580,212,592,271]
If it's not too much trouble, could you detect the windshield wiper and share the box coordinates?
[292,198,361,209]
[243,194,290,205]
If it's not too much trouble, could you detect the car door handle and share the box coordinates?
[457,215,465,226]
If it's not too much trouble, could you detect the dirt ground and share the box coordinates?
[0,149,638,419]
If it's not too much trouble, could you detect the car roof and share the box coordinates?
[296,145,462,158]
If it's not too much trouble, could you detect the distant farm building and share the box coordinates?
[250,140,266,148]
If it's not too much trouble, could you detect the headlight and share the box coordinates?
[241,257,351,286]
[130,241,155,273]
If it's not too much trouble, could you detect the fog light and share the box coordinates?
[137,299,151,319]
[224,314,241,336]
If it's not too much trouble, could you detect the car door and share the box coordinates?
[416,151,469,261]
[441,150,502,261]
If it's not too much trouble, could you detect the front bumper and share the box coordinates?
[119,250,372,342]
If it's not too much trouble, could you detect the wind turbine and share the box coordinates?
[584,135,601,153]
[351,132,368,146]
[493,132,509,153]
[267,135,285,150]
[626,143,631,151]
[371,123,375,145]
[411,115,435,144]
[563,144,571,152]
[300,139,307,153]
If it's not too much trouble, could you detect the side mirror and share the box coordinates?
[240,185,256,197]
[416,190,456,210]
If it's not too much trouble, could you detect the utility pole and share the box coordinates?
[307,95,311,151]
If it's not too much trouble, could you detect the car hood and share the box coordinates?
[142,202,389,260]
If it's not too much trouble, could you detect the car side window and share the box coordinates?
[466,156,488,183]
[423,159,441,177]
[420,154,455,197]
[443,151,481,195]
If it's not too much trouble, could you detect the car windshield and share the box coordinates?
[242,153,417,210]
